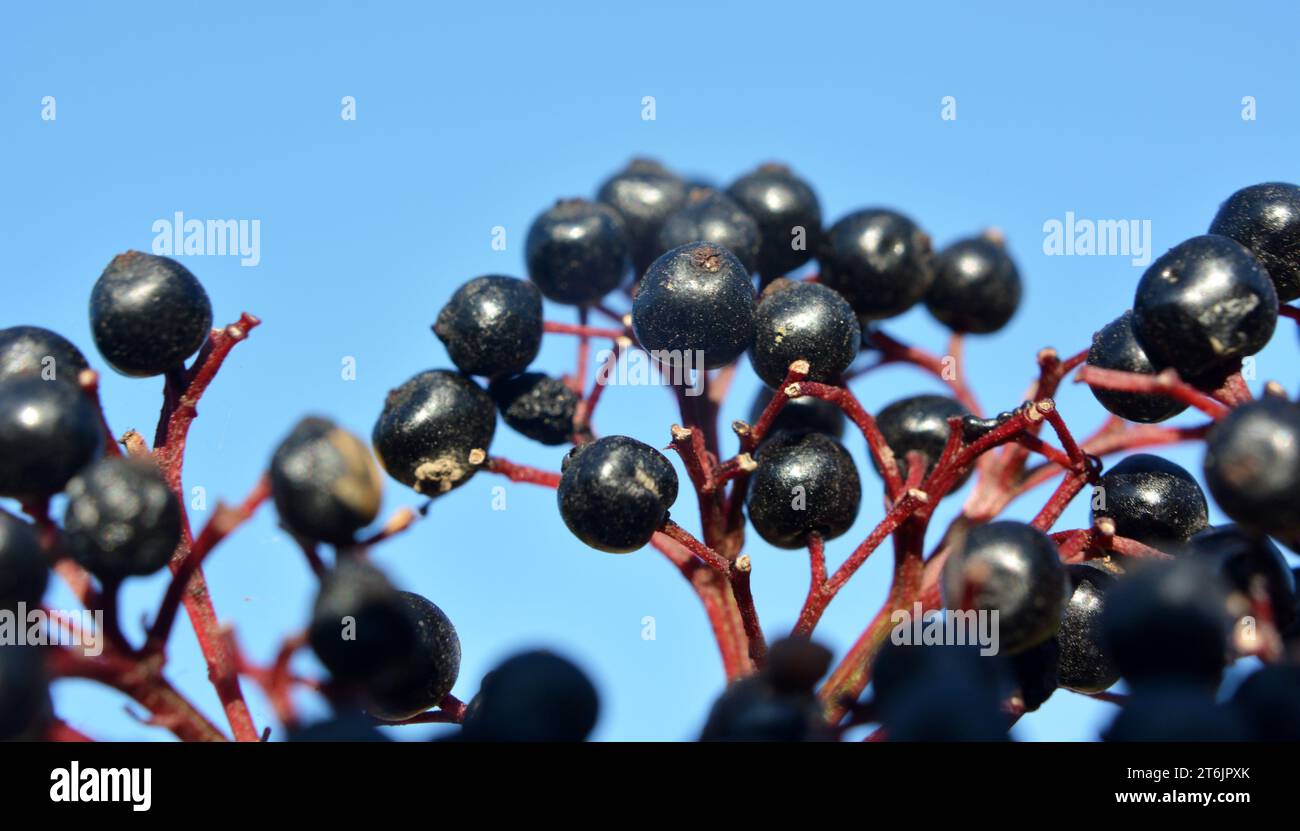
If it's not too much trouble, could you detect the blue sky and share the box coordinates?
[2,0,1297,740]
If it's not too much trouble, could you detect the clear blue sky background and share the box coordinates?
[3,1,1297,741]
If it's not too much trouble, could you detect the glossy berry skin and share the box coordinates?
[1208,182,1300,301]
[657,188,761,275]
[597,159,689,275]
[700,675,830,741]
[819,209,935,320]
[1132,235,1277,387]
[874,394,969,485]
[1101,559,1234,688]
[0,377,103,499]
[365,592,461,722]
[270,417,383,545]
[488,372,579,446]
[433,276,542,379]
[1055,564,1119,693]
[309,560,418,684]
[1184,525,1296,630]
[941,521,1068,655]
[1203,398,1300,552]
[726,163,821,282]
[749,280,859,389]
[0,645,50,740]
[1229,665,1300,741]
[749,387,845,442]
[632,242,756,370]
[0,509,48,611]
[89,251,213,377]
[461,650,599,742]
[0,326,89,385]
[525,199,629,305]
[372,370,495,496]
[62,457,182,579]
[1090,453,1208,548]
[1103,682,1250,742]
[558,436,678,553]
[924,235,1022,334]
[1085,310,1188,423]
[746,432,861,549]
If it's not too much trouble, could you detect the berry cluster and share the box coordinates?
[4,163,1300,743]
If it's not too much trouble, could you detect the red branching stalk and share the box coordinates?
[542,320,627,340]
[858,329,982,414]
[485,456,562,487]
[78,369,122,457]
[1076,365,1229,419]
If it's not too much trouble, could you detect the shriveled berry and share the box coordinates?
[726,163,821,281]
[924,233,1022,334]
[270,416,383,545]
[1103,682,1250,741]
[1184,525,1296,630]
[62,457,181,579]
[657,188,761,275]
[1209,182,1300,301]
[89,251,213,377]
[1203,397,1300,552]
[1055,564,1119,693]
[1085,310,1188,423]
[749,280,858,389]
[372,370,495,496]
[632,242,756,370]
[365,591,461,722]
[0,326,89,385]
[461,650,599,741]
[597,159,688,275]
[0,645,49,740]
[309,560,418,684]
[746,431,861,549]
[819,209,935,320]
[700,676,830,741]
[0,509,47,611]
[874,394,969,484]
[433,276,542,379]
[558,436,678,553]
[489,372,579,445]
[1132,235,1277,387]
[749,387,845,442]
[525,198,629,305]
[941,521,1068,655]
[1090,453,1208,548]
[0,377,102,499]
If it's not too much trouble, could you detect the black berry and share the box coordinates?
[557,436,678,553]
[819,209,935,320]
[1208,182,1300,301]
[874,394,969,484]
[365,591,461,722]
[0,645,49,740]
[0,509,48,611]
[1229,664,1300,741]
[488,372,579,446]
[1055,564,1119,693]
[746,431,861,549]
[0,377,102,499]
[270,416,383,545]
[924,233,1022,334]
[699,675,829,741]
[309,560,418,684]
[871,642,1010,716]
[1085,310,1188,423]
[1010,638,1059,712]
[461,650,599,741]
[657,188,761,275]
[597,159,689,275]
[62,457,182,579]
[372,370,495,496]
[89,251,213,377]
[748,387,846,442]
[632,242,756,370]
[762,636,833,695]
[749,280,858,389]
[1203,397,1300,552]
[1103,682,1250,741]
[525,198,629,305]
[0,326,89,385]
[433,276,543,379]
[1090,453,1208,548]
[1184,525,1296,631]
[726,163,821,282]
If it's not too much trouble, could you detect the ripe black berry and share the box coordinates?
[1010,638,1059,712]
[1208,182,1300,301]
[270,417,383,545]
[726,163,821,282]
[0,509,47,611]
[749,280,859,389]
[819,209,935,320]
[461,650,599,741]
[372,370,495,496]
[1103,682,1250,741]
[433,276,543,379]
[557,435,678,553]
[0,377,102,499]
[657,188,761,275]
[746,431,861,549]
[309,560,418,684]
[1184,525,1296,630]
[874,394,969,484]
[762,636,833,695]
[1090,453,1208,548]
[62,457,181,579]
[632,242,756,370]
[924,233,1022,334]
[880,668,1010,741]
[89,251,213,377]
[0,645,49,740]
[0,326,89,385]
[1055,564,1119,693]
[525,198,629,305]
[1085,310,1188,423]
[597,159,689,275]
[941,521,1067,655]
[1132,235,1278,387]
[748,387,846,442]
[1229,664,1300,741]
[1203,397,1300,552]
[488,372,579,446]
[699,675,829,741]
[365,591,461,722]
